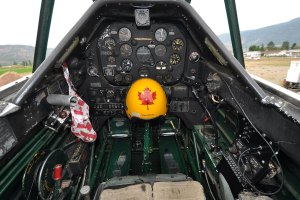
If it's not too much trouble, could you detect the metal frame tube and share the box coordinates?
[0,130,55,196]
[33,0,55,72]
[0,127,47,178]
[88,143,95,185]
[90,138,107,187]
[224,0,245,66]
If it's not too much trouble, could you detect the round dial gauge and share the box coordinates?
[119,27,131,42]
[170,54,181,65]
[125,74,133,82]
[172,39,184,51]
[104,37,116,50]
[136,46,153,64]
[121,59,133,72]
[155,28,167,42]
[155,45,167,57]
[107,56,116,64]
[120,44,132,57]
[87,66,99,77]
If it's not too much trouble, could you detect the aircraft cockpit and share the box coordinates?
[0,1,299,200]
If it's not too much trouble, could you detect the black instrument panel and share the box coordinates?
[85,20,203,120]
[97,22,187,85]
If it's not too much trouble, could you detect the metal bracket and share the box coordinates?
[0,101,21,117]
[261,96,284,108]
[44,108,70,132]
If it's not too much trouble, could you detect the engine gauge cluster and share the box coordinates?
[96,22,186,85]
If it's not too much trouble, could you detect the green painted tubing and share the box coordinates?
[185,146,202,182]
[224,0,245,66]
[0,131,52,190]
[90,138,107,187]
[87,143,95,185]
[33,0,55,71]
[0,130,54,196]
[182,133,202,182]
[70,176,82,200]
[0,127,47,178]
[0,130,54,195]
[49,129,68,150]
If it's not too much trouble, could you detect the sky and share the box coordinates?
[0,0,300,48]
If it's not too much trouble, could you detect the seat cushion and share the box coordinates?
[100,181,205,200]
[100,183,152,200]
[153,181,206,200]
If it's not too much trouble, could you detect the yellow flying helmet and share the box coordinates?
[125,78,167,120]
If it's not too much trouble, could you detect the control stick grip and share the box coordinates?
[47,94,78,107]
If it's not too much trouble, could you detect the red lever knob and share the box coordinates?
[53,164,62,180]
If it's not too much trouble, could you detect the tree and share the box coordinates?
[13,61,17,65]
[260,43,265,51]
[249,45,260,51]
[291,43,297,49]
[267,41,276,50]
[22,60,28,66]
[281,41,289,50]
[28,60,32,66]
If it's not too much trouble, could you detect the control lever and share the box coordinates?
[53,164,63,199]
[47,94,78,107]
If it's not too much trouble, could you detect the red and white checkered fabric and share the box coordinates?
[62,63,96,142]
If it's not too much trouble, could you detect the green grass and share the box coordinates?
[0,66,32,75]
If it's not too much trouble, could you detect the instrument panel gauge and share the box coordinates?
[125,74,133,82]
[87,66,99,77]
[104,37,116,50]
[172,39,184,51]
[119,27,131,42]
[136,46,153,64]
[107,56,116,64]
[156,61,167,70]
[121,59,133,72]
[155,45,167,57]
[120,44,132,57]
[155,28,167,42]
[170,54,181,65]
[135,9,150,27]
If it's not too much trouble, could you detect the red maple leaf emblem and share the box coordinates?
[138,87,156,110]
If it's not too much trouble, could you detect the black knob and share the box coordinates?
[189,52,200,63]
[115,74,123,82]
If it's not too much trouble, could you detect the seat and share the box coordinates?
[98,175,206,200]
[100,183,152,200]
[153,181,206,200]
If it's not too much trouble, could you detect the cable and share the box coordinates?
[221,76,284,195]
[192,87,219,151]
[202,160,217,200]
[237,147,283,195]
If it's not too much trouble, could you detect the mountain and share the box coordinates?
[0,45,34,66]
[1,18,300,65]
[0,45,53,66]
[218,17,300,50]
